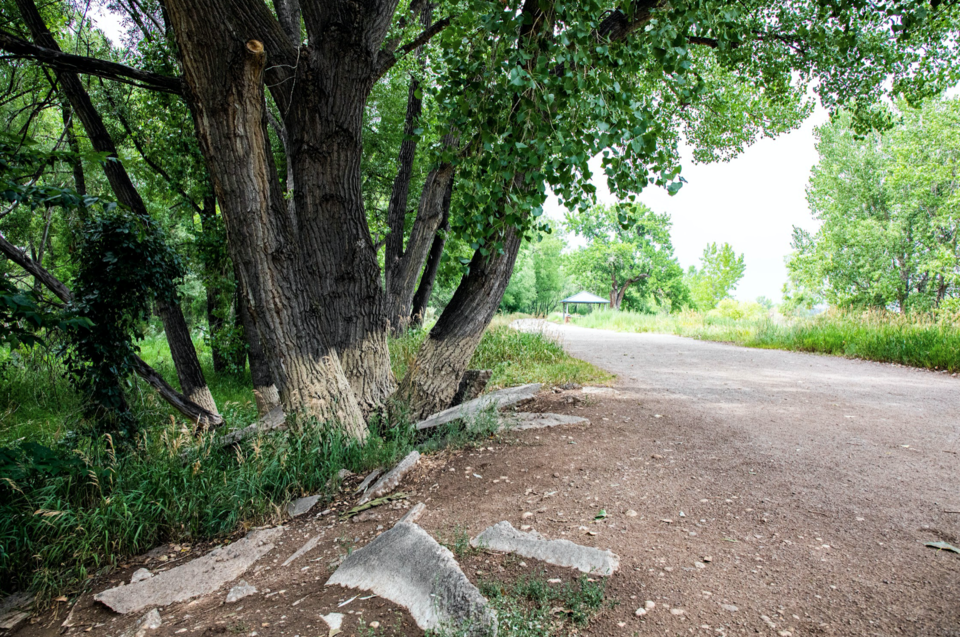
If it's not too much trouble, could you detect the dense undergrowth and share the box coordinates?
[0,321,608,600]
[568,308,960,372]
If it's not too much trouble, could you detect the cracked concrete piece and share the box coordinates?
[130,569,154,584]
[471,522,619,576]
[359,451,420,504]
[326,522,496,636]
[282,535,321,567]
[0,592,34,635]
[95,527,283,614]
[415,383,541,431]
[320,612,343,634]
[287,495,320,518]
[219,406,286,446]
[501,412,589,431]
[354,469,382,493]
[119,609,161,637]
[225,581,257,603]
[397,502,426,525]
[582,386,617,395]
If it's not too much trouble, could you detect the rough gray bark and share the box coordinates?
[236,279,279,416]
[397,227,522,419]
[15,0,218,418]
[409,174,453,328]
[157,300,219,414]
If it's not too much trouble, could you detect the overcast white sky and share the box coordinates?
[544,107,831,302]
[92,11,828,302]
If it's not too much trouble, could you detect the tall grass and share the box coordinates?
[569,308,960,372]
[1,319,606,600]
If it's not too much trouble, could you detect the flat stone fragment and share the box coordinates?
[282,535,321,567]
[130,569,154,584]
[0,592,34,635]
[354,469,382,493]
[582,386,618,395]
[500,412,589,431]
[119,609,161,637]
[326,522,496,636]
[94,527,283,614]
[219,406,286,446]
[225,581,257,603]
[397,502,426,524]
[359,451,420,504]
[320,613,343,634]
[287,495,321,518]
[471,521,619,576]
[415,383,541,431]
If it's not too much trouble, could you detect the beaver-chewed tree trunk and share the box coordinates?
[397,228,522,419]
[236,278,280,416]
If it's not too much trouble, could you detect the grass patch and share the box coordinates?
[389,323,612,390]
[465,573,608,636]
[568,308,960,372]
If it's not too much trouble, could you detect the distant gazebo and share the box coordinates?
[560,291,610,317]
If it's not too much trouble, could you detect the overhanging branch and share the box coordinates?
[0,30,183,95]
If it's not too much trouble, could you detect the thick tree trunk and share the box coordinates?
[162,3,370,435]
[409,175,453,328]
[16,0,218,418]
[157,300,219,414]
[236,280,279,416]
[396,227,522,419]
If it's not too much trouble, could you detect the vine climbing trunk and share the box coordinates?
[15,0,219,419]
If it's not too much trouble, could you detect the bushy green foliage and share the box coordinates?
[565,203,689,312]
[787,98,960,312]
[686,242,746,310]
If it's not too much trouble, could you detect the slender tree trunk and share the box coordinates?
[199,196,229,373]
[396,227,522,419]
[409,175,453,328]
[16,0,218,418]
[237,279,279,415]
[157,300,219,414]
[60,103,86,196]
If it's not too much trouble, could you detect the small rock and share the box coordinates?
[702,556,712,563]
[130,569,153,584]
[651,454,663,459]
[369,621,380,629]
[337,469,354,480]
[634,608,647,617]
[226,581,257,603]
[670,608,685,616]
[778,632,793,637]
[720,604,738,612]
[625,510,638,517]
[521,512,534,519]
[320,613,343,633]
[694,562,706,569]
[645,600,656,610]
[520,525,532,532]
[287,495,320,518]
[547,579,561,584]
[120,609,161,637]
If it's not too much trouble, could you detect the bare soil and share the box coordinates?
[18,323,960,637]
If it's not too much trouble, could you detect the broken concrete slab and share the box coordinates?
[415,383,541,431]
[130,568,154,584]
[471,521,619,576]
[354,469,382,493]
[0,592,34,635]
[582,386,617,395]
[287,495,321,518]
[95,527,283,614]
[397,502,426,525]
[320,612,343,636]
[450,370,493,407]
[327,522,496,636]
[225,581,257,603]
[281,534,321,567]
[500,412,589,431]
[359,451,420,504]
[119,609,161,637]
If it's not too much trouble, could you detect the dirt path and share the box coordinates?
[25,323,960,637]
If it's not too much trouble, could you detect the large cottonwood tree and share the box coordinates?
[2,0,957,430]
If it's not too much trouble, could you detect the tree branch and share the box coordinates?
[0,29,183,94]
[0,232,223,426]
[375,16,451,81]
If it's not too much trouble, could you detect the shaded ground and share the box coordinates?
[18,322,960,636]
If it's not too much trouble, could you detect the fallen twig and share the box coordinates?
[340,493,408,520]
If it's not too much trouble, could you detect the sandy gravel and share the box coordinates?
[23,322,960,637]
